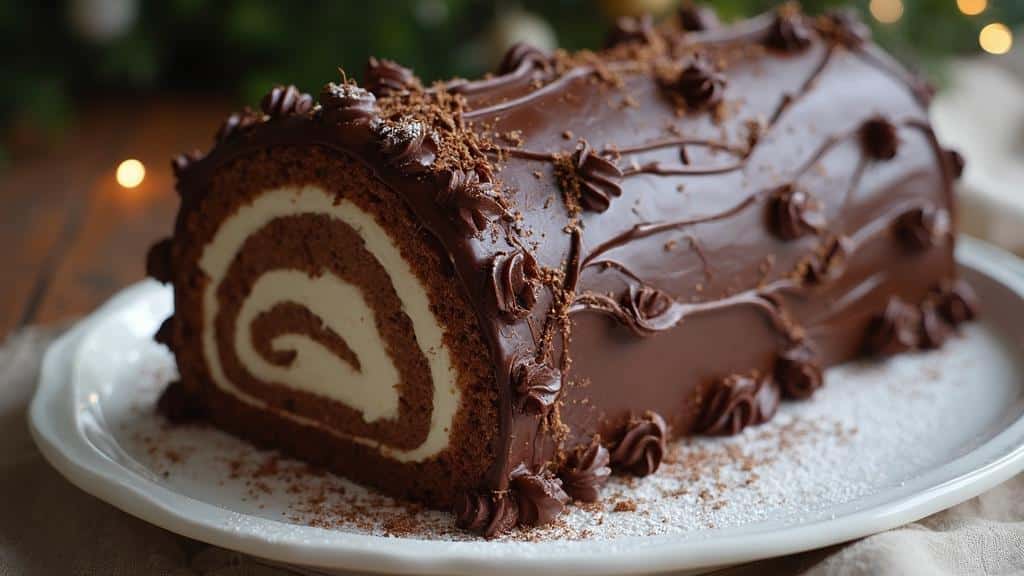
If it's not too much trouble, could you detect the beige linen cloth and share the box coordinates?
[2,328,1024,576]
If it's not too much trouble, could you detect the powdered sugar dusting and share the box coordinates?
[110,323,1021,542]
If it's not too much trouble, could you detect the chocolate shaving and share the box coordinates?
[558,440,611,502]
[319,81,377,126]
[145,238,174,284]
[610,411,667,477]
[491,249,540,320]
[764,4,813,52]
[894,206,950,251]
[260,85,314,118]
[864,297,921,356]
[365,57,420,96]
[453,491,518,538]
[860,116,899,161]
[510,355,562,415]
[663,51,726,112]
[696,373,779,436]
[769,183,825,241]
[437,168,505,236]
[509,464,568,527]
[497,42,550,75]
[775,343,823,400]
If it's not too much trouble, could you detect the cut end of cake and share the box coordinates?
[156,145,498,507]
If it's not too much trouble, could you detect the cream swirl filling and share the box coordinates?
[199,184,460,462]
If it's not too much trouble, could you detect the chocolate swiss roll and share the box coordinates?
[149,4,976,537]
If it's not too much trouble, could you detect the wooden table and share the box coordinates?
[1,98,233,339]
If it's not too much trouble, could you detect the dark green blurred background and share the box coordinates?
[2,0,1021,164]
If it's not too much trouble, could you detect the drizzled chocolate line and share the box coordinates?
[802,200,938,325]
[839,157,868,218]
[482,40,843,219]
[497,147,560,161]
[786,118,919,219]
[682,11,777,46]
[570,280,796,338]
[449,74,526,97]
[461,14,831,126]
[450,45,548,97]
[621,159,746,177]
[483,37,843,242]
[791,126,858,179]
[584,259,645,284]
[769,47,835,126]
[576,116,909,292]
[463,67,596,120]
[573,189,939,341]
[904,119,955,210]
[853,201,941,251]
[456,17,796,124]
[784,116,911,197]
[605,137,748,157]
[579,251,711,303]
[688,235,713,280]
[582,194,759,267]
[497,137,748,173]
[571,192,760,329]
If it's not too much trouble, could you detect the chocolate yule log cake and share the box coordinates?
[148,4,977,537]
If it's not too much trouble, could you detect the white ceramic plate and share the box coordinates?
[29,237,1024,576]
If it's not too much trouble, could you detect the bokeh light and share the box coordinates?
[869,0,904,24]
[116,159,146,189]
[979,23,1013,55]
[956,0,987,17]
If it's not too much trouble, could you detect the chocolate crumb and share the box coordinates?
[612,499,638,512]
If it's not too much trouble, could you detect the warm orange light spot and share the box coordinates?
[979,23,1013,55]
[869,0,903,24]
[116,159,146,188]
[957,0,987,16]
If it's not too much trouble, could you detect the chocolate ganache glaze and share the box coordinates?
[156,2,973,537]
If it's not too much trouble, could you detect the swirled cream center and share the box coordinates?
[199,184,460,462]
[236,270,400,422]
